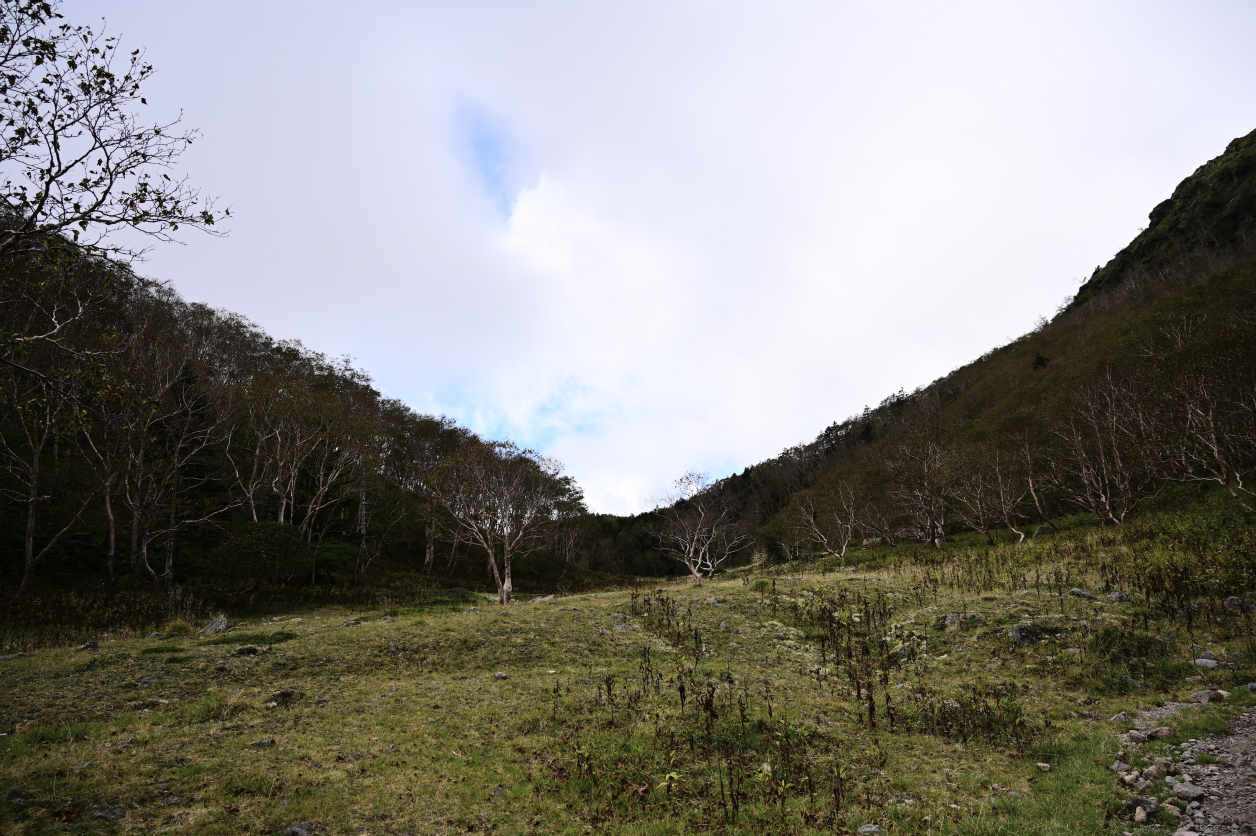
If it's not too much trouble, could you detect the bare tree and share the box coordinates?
[656,473,752,585]
[788,478,858,563]
[432,440,568,604]
[1053,368,1164,524]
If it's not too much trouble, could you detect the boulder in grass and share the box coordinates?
[1147,726,1175,739]
[856,826,887,836]
[1008,623,1040,647]
[1191,689,1220,704]
[1223,596,1255,613]
[93,807,126,821]
[1068,588,1096,600]
[1108,591,1132,603]
[1118,797,1159,818]
[1193,658,1220,669]
[200,615,232,635]
[1110,712,1131,723]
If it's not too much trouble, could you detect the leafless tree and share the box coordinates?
[788,478,858,563]
[656,473,752,585]
[1053,368,1164,524]
[432,440,569,604]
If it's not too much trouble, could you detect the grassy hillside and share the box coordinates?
[3,519,1254,835]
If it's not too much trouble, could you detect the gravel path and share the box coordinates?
[1170,707,1256,835]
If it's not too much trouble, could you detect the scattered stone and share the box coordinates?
[135,675,156,687]
[162,794,180,804]
[1148,726,1176,739]
[93,807,126,821]
[77,641,98,651]
[1008,623,1040,647]
[341,619,362,627]
[1196,649,1218,661]
[250,739,275,748]
[1191,690,1220,704]
[719,622,729,631]
[285,824,313,836]
[380,616,395,623]
[1169,778,1206,801]
[1134,806,1147,823]
[1108,591,1132,603]
[268,688,300,707]
[132,698,167,710]
[1068,588,1096,600]
[465,607,480,614]
[612,624,637,632]
[938,612,981,630]
[230,645,267,657]
[1119,797,1159,817]
[531,595,555,603]
[1248,682,1256,693]
[1111,712,1132,724]
[80,762,98,769]
[1035,762,1051,772]
[1122,675,1144,690]
[1111,760,1131,773]
[856,826,886,836]
[1065,647,1083,655]
[213,661,231,672]
[493,672,509,680]
[1193,659,1220,669]
[1223,596,1256,613]
[200,615,232,635]
[1126,731,1149,744]
[149,631,163,639]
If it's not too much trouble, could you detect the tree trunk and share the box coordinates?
[104,487,116,584]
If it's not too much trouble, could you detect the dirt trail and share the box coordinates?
[1174,707,1256,835]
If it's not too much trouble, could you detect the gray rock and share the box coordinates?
[939,612,981,630]
[268,688,300,707]
[1247,682,1256,693]
[1008,623,1040,647]
[1193,658,1220,669]
[856,826,887,836]
[250,739,274,747]
[719,622,729,631]
[1223,596,1255,613]
[93,807,126,820]
[1119,797,1160,816]
[612,624,637,632]
[230,645,265,657]
[380,616,395,623]
[493,671,509,680]
[285,824,313,836]
[148,631,163,639]
[1068,588,1096,600]
[5,788,26,800]
[1126,731,1149,744]
[341,619,362,627]
[77,641,98,651]
[1122,675,1144,690]
[1147,726,1175,739]
[1111,760,1131,772]
[1107,591,1132,603]
[1110,712,1132,724]
[135,675,156,687]
[1190,690,1220,704]
[1170,780,1206,801]
[531,595,555,603]
[200,615,232,635]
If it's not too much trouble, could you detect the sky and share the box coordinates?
[64,0,1256,514]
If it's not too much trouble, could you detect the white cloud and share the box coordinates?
[65,0,1256,512]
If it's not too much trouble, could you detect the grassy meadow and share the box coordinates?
[2,527,1255,836]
